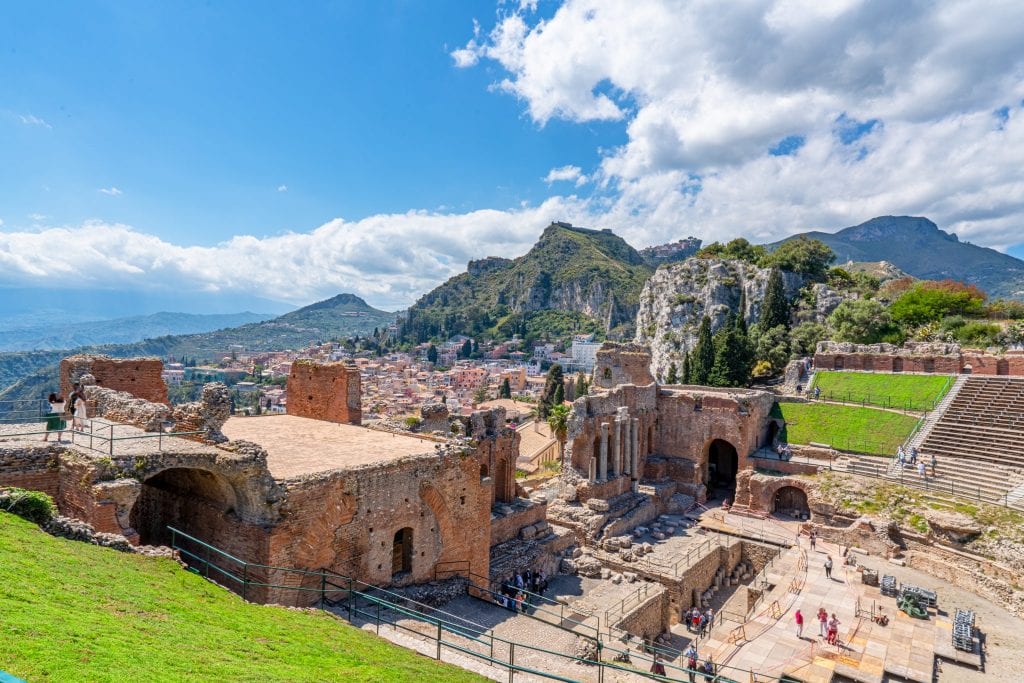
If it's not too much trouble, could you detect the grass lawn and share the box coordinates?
[771,401,920,456]
[809,371,953,410]
[0,512,483,683]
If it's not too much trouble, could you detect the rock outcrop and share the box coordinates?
[635,258,805,379]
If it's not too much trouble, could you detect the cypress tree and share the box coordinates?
[682,352,691,384]
[710,314,754,387]
[761,267,790,330]
[692,316,715,385]
[576,372,589,397]
[666,362,678,384]
[499,377,512,399]
[539,363,564,418]
[426,344,438,364]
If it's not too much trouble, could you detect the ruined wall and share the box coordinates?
[652,387,774,484]
[472,407,518,506]
[813,341,1024,376]
[565,383,658,486]
[733,471,817,516]
[84,385,171,431]
[287,359,361,425]
[490,499,548,546]
[593,342,655,389]
[0,444,61,498]
[61,355,168,404]
[614,586,670,641]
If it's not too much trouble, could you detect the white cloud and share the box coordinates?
[277,184,288,192]
[543,165,588,186]
[456,0,1024,249]
[98,187,123,196]
[19,114,51,128]
[28,213,47,222]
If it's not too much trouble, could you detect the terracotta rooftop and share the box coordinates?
[221,414,438,479]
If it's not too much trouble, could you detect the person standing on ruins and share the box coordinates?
[43,393,66,442]
[817,607,828,637]
[824,555,833,579]
[794,609,804,637]
[918,461,927,479]
[827,614,840,645]
[683,644,698,683]
[930,453,938,477]
[809,529,817,550]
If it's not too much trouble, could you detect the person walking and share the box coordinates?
[931,453,938,477]
[827,614,841,646]
[795,609,804,638]
[70,383,88,431]
[918,461,927,479]
[698,611,708,638]
[701,656,715,682]
[43,393,66,442]
[824,555,833,579]
[817,608,828,637]
[650,654,667,677]
[683,644,698,683]
[809,529,817,550]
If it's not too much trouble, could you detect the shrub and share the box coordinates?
[955,321,1001,346]
[752,360,774,378]
[403,416,422,429]
[0,487,57,525]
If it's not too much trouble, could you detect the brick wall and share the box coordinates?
[286,360,361,425]
[614,585,670,641]
[593,343,656,389]
[814,345,1024,377]
[0,445,61,498]
[61,355,168,404]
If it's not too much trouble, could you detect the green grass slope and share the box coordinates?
[772,402,920,456]
[809,371,953,411]
[0,512,481,683]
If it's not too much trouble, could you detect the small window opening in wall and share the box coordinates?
[421,551,425,556]
[404,498,409,503]
[392,527,413,575]
[377,564,382,570]
[460,496,466,505]
[694,398,703,411]
[369,528,373,534]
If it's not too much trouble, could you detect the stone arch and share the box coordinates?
[759,478,814,520]
[773,486,809,518]
[129,466,239,547]
[703,438,739,502]
[419,481,456,565]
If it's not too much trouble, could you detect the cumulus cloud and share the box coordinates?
[277,184,288,192]
[19,114,51,128]
[543,165,588,186]
[455,0,1024,249]
[98,187,122,196]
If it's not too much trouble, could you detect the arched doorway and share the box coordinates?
[392,527,413,576]
[773,486,809,518]
[129,467,238,547]
[766,421,781,448]
[706,439,738,502]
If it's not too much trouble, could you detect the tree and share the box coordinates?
[498,377,512,399]
[682,352,691,384]
[460,339,472,359]
[755,324,791,374]
[790,322,828,357]
[576,371,589,397]
[709,316,753,387]
[473,385,489,405]
[760,268,790,330]
[553,381,565,406]
[691,317,715,385]
[764,237,835,280]
[665,362,678,384]
[539,364,564,419]
[426,344,438,364]
[828,299,895,344]
[546,403,571,468]
[697,237,767,264]
[890,280,986,326]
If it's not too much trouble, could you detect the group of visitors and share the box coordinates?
[684,606,715,638]
[41,383,88,442]
[495,568,548,612]
[896,445,938,477]
[774,442,793,460]
[795,608,841,645]
[673,643,715,682]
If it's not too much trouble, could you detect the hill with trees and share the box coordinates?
[772,216,1024,300]
[400,222,654,345]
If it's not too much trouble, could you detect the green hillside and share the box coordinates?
[400,222,653,343]
[809,371,953,411]
[772,216,1024,300]
[0,294,395,404]
[0,511,481,683]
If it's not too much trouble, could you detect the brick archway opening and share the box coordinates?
[706,439,738,502]
[773,485,809,518]
[129,467,238,547]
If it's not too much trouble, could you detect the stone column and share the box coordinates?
[599,422,609,481]
[611,418,621,478]
[623,418,632,477]
[632,417,640,479]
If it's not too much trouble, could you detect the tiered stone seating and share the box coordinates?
[920,376,1024,471]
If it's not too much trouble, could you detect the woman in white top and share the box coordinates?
[71,385,88,430]
[43,392,67,441]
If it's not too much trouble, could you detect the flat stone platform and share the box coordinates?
[222,415,438,479]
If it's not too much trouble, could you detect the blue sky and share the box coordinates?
[2,1,623,245]
[2,1,1023,309]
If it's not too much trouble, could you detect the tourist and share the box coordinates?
[692,608,702,632]
[701,656,716,682]
[795,383,803,395]
[698,611,708,637]
[918,461,926,479]
[827,614,840,645]
[536,569,547,594]
[794,609,804,637]
[70,383,88,431]
[824,555,833,579]
[515,591,525,613]
[515,572,524,590]
[896,447,905,468]
[809,529,817,550]
[43,393,66,442]
[813,386,821,400]
[931,453,938,477]
[817,608,828,637]
[649,654,667,676]
[909,446,918,465]
[705,607,714,629]
[683,644,699,683]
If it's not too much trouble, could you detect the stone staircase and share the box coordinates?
[905,374,967,451]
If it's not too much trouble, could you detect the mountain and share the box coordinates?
[0,293,395,403]
[0,311,276,352]
[399,222,654,343]
[639,237,703,267]
[771,216,1024,299]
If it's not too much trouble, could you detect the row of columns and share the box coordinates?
[595,410,642,483]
